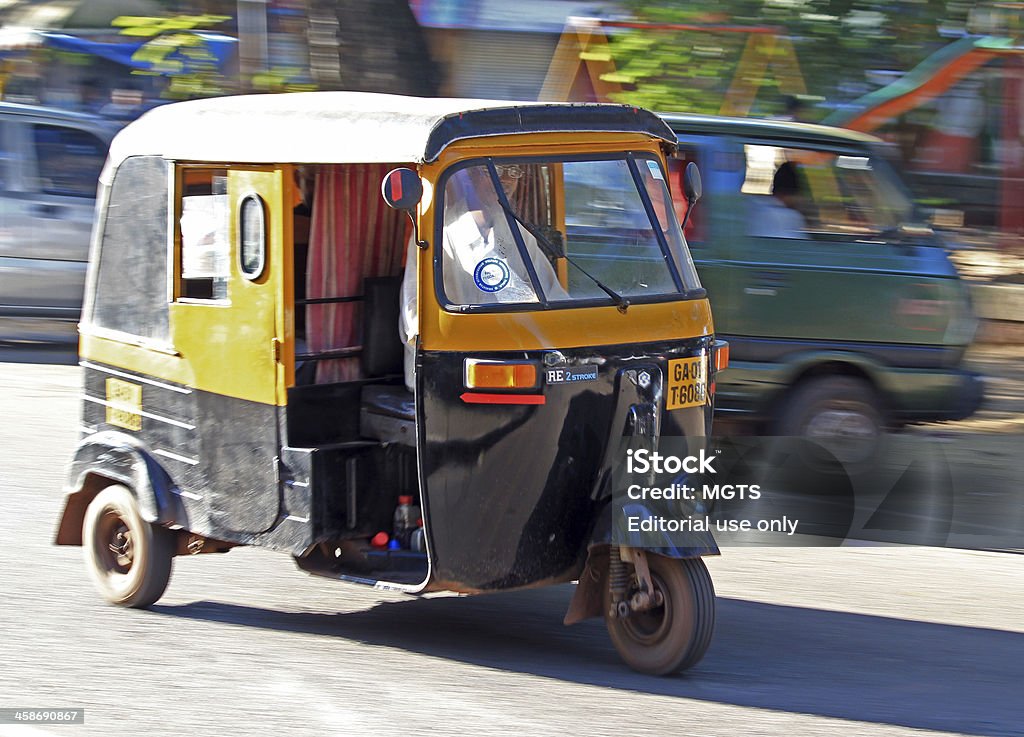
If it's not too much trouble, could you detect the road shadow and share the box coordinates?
[153,588,1024,736]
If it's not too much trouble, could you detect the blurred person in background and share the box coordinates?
[778,95,811,123]
[916,78,986,173]
[99,83,146,123]
[749,162,808,239]
[77,78,107,115]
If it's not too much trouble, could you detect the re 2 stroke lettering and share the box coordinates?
[546,366,598,384]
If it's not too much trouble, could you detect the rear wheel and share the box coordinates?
[776,375,884,466]
[82,485,174,608]
[605,555,715,675]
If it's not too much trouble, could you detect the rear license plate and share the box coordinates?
[666,356,707,410]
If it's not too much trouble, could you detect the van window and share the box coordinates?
[91,156,170,341]
[742,144,913,239]
[178,169,229,301]
[31,124,106,198]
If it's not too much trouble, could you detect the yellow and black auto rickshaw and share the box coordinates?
[55,92,727,675]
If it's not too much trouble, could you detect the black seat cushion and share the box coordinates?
[361,384,415,445]
[362,384,414,421]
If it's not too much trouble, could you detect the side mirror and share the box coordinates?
[680,161,702,233]
[683,161,702,205]
[381,167,423,210]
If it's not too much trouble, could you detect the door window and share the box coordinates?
[178,169,230,301]
[239,194,266,279]
[31,124,107,198]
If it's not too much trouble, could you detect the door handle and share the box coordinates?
[31,204,64,219]
[745,270,788,296]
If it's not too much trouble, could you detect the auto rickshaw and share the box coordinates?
[54,92,728,675]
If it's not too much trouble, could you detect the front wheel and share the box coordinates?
[605,555,715,675]
[82,485,175,608]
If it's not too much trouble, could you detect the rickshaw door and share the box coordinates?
[173,167,288,534]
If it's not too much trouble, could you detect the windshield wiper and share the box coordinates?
[486,164,630,312]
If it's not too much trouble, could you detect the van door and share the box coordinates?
[729,143,925,344]
[170,166,290,535]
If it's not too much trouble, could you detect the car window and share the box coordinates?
[0,120,11,191]
[31,123,107,198]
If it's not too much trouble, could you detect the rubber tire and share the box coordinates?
[605,556,716,675]
[82,485,174,608]
[775,375,884,465]
[776,375,884,435]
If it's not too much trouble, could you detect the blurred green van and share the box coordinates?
[661,114,983,438]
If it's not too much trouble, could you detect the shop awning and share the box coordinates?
[0,27,236,73]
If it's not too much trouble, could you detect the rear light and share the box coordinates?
[713,340,729,372]
[464,359,539,390]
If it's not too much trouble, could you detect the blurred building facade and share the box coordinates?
[0,0,1017,245]
[0,0,625,119]
[409,0,621,100]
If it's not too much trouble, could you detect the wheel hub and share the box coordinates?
[98,513,134,573]
[806,406,876,440]
[621,573,672,645]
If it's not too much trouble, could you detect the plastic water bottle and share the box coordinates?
[410,527,426,553]
[393,495,420,549]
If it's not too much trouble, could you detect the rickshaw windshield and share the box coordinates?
[438,155,701,310]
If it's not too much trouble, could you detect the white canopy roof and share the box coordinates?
[102,91,675,183]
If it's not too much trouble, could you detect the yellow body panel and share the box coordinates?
[423,299,713,351]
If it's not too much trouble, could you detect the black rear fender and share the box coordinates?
[55,431,184,545]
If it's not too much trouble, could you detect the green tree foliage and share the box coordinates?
[608,1,973,118]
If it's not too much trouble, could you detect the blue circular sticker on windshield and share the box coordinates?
[474,258,510,293]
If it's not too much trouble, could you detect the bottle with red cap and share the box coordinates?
[392,495,421,549]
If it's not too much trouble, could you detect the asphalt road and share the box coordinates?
[1,351,1022,737]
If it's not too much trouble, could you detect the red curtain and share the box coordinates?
[306,164,409,383]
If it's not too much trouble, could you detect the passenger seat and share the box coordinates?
[359,276,415,445]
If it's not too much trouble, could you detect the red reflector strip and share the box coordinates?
[389,172,403,201]
[460,393,546,405]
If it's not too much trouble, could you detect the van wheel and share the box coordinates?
[605,556,715,675]
[776,375,884,465]
[82,485,174,608]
